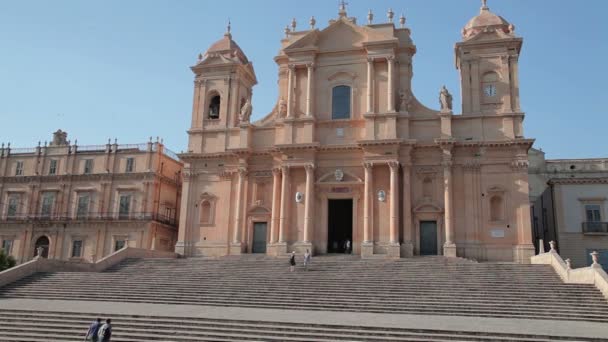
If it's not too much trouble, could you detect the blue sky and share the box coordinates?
[0,0,606,158]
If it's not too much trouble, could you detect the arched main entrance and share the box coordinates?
[34,236,50,258]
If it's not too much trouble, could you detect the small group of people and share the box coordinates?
[85,318,112,342]
[331,239,352,254]
[289,249,312,272]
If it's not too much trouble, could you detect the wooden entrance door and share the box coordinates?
[252,222,267,253]
[420,221,438,255]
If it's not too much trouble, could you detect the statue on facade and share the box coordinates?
[51,129,68,146]
[439,85,453,112]
[239,97,253,123]
[278,97,287,118]
[399,90,411,113]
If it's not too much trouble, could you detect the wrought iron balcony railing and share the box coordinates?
[0,212,177,227]
[582,222,608,234]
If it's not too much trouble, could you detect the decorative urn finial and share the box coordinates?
[481,0,489,10]
[284,25,290,38]
[387,8,394,23]
[291,18,297,31]
[309,16,316,29]
[399,13,406,28]
[367,9,373,25]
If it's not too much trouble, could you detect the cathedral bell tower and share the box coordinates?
[456,0,521,116]
[188,22,257,153]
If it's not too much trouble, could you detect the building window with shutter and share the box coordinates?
[15,161,23,176]
[76,194,90,219]
[119,194,131,219]
[125,158,134,173]
[49,160,57,175]
[71,240,83,257]
[84,159,93,174]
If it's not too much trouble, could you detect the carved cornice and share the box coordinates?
[510,159,529,171]
[462,160,482,170]
[357,139,402,147]
[0,172,161,185]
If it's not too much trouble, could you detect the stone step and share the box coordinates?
[5,294,607,323]
[0,309,599,342]
[5,288,607,311]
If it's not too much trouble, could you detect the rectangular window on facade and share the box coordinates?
[7,195,19,218]
[71,240,83,257]
[84,159,93,174]
[119,194,131,218]
[125,158,134,173]
[2,240,13,255]
[49,160,57,175]
[585,205,602,222]
[15,161,23,176]
[40,193,55,217]
[114,239,126,251]
[76,195,90,219]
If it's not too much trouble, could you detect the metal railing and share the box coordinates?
[0,212,177,227]
[582,222,608,234]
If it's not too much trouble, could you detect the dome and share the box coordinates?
[462,1,514,40]
[204,33,249,64]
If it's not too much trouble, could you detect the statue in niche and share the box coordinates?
[439,85,453,112]
[278,97,287,118]
[399,90,411,113]
[239,97,252,123]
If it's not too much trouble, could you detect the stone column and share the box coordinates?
[232,168,246,246]
[387,56,395,112]
[402,163,413,257]
[286,65,295,118]
[303,164,315,242]
[366,58,374,113]
[387,161,400,258]
[363,163,372,243]
[175,170,193,256]
[442,149,456,257]
[278,165,290,243]
[362,162,374,257]
[270,168,281,243]
[306,63,314,117]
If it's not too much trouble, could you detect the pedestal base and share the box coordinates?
[292,242,313,255]
[513,244,536,264]
[174,242,186,256]
[386,243,401,258]
[443,243,457,257]
[229,242,245,255]
[400,241,414,258]
[266,242,288,257]
[360,242,374,258]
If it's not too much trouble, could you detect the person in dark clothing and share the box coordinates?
[85,318,101,342]
[97,318,112,342]
[289,251,296,272]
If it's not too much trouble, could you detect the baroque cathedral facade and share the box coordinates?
[176,1,535,262]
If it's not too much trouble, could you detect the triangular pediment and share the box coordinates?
[318,19,366,51]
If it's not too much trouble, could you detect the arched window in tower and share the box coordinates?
[332,85,351,119]
[422,178,433,198]
[482,72,499,100]
[490,195,504,221]
[200,200,212,224]
[208,95,221,119]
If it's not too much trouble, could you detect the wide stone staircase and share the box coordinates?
[0,307,604,342]
[2,255,608,323]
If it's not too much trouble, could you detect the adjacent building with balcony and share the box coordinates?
[0,130,182,263]
[529,148,608,269]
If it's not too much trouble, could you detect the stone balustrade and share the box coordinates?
[0,247,177,288]
[531,241,608,300]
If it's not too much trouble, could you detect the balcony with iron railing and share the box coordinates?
[582,222,608,234]
[0,212,178,227]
